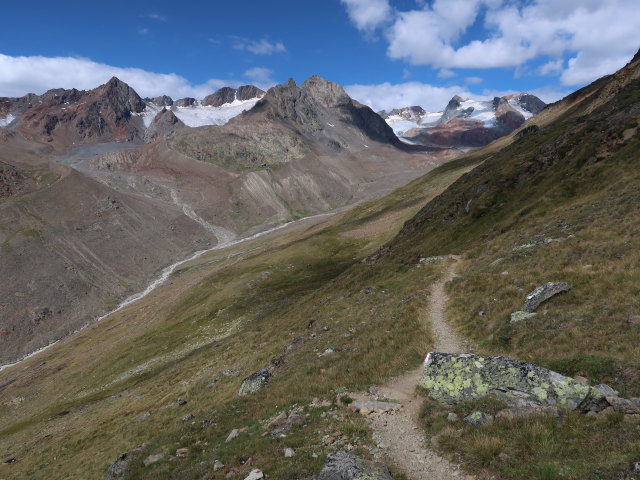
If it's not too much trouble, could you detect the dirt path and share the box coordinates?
[352,256,471,480]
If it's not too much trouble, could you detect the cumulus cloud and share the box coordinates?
[340,0,392,32]
[345,81,487,112]
[343,0,640,86]
[0,54,276,99]
[232,38,286,55]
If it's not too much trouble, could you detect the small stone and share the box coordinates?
[464,411,493,426]
[182,413,195,423]
[447,412,460,422]
[213,460,225,471]
[172,398,187,407]
[632,461,640,474]
[175,448,189,458]
[284,448,295,457]
[498,452,509,462]
[360,407,371,416]
[226,429,239,442]
[478,310,486,317]
[135,411,152,421]
[244,469,264,480]
[266,411,288,430]
[143,454,164,467]
[628,315,640,326]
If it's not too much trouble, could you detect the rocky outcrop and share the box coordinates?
[238,368,271,396]
[317,451,392,480]
[523,282,571,312]
[237,85,265,101]
[420,353,607,412]
[203,87,236,107]
[203,85,265,107]
[12,77,146,145]
[148,95,173,107]
[145,108,185,140]
[174,97,197,107]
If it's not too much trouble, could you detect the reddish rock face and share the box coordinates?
[13,77,147,146]
[412,118,506,148]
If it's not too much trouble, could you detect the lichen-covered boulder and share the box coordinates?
[238,368,271,396]
[523,282,570,312]
[317,451,392,480]
[420,353,606,412]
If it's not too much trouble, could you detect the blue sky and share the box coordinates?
[0,0,638,111]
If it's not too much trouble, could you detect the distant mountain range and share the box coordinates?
[0,75,454,365]
[380,92,546,149]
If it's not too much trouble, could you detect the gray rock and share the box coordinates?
[594,384,619,397]
[317,451,392,480]
[609,397,640,414]
[105,453,129,480]
[464,411,493,426]
[284,448,296,457]
[244,470,264,480]
[238,368,271,396]
[143,453,164,467]
[182,413,195,423]
[421,352,607,412]
[172,398,187,407]
[632,461,640,474]
[447,412,460,422]
[226,429,239,442]
[174,97,197,107]
[522,282,570,312]
[510,311,537,323]
[213,460,225,471]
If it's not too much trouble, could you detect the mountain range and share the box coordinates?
[0,75,455,365]
[381,92,546,148]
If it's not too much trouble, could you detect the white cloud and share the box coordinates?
[243,67,276,86]
[0,54,275,99]
[346,81,485,112]
[344,0,640,86]
[465,76,483,85]
[232,38,286,55]
[340,0,392,32]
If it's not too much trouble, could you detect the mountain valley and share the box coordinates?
[0,48,639,480]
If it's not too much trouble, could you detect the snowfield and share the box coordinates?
[0,114,15,127]
[140,98,261,129]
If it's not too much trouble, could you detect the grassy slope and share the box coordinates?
[377,59,640,478]
[0,154,476,479]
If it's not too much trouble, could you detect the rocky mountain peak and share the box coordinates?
[202,85,265,107]
[95,77,146,114]
[301,75,351,108]
[236,85,265,101]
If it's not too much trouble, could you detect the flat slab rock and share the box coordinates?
[523,282,570,313]
[349,401,402,413]
[317,451,392,480]
[420,352,606,412]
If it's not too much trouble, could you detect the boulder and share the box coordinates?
[105,453,129,480]
[510,311,537,323]
[522,282,570,312]
[143,453,164,467]
[317,451,392,480]
[608,397,640,414]
[594,384,619,397]
[420,353,606,412]
[238,368,271,396]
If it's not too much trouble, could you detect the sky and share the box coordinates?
[0,0,638,112]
